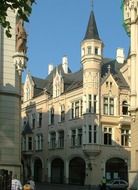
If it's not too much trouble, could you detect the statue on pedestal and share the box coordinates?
[16,19,27,53]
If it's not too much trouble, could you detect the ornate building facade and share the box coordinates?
[123,0,138,188]
[21,11,131,186]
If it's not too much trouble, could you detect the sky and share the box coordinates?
[23,0,129,81]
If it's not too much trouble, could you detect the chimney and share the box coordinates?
[116,48,125,64]
[48,64,54,75]
[62,56,68,74]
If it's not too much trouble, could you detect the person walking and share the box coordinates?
[11,174,22,190]
[27,176,35,190]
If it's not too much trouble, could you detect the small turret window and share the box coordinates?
[95,47,98,55]
[82,48,85,56]
[87,46,92,55]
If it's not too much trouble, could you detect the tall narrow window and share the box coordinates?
[80,100,83,116]
[103,97,114,115]
[95,47,98,55]
[32,114,35,129]
[88,125,92,143]
[71,100,82,119]
[122,101,128,115]
[61,105,65,122]
[51,107,54,124]
[75,101,79,118]
[71,130,76,146]
[104,127,112,145]
[71,103,74,119]
[78,128,82,146]
[93,95,97,113]
[28,136,33,151]
[94,125,97,143]
[38,112,42,127]
[88,46,92,55]
[51,132,56,149]
[109,98,114,115]
[121,129,130,146]
[58,131,64,148]
[104,97,108,115]
[88,95,92,113]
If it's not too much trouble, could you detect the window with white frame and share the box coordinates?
[88,94,97,113]
[35,134,43,151]
[22,136,33,151]
[104,127,112,145]
[71,99,83,119]
[103,97,114,115]
[71,128,83,147]
[121,128,130,146]
[88,125,97,144]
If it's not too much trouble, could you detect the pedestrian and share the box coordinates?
[11,174,22,190]
[27,176,35,190]
[101,176,106,190]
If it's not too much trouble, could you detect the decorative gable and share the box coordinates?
[53,69,64,98]
[23,73,34,102]
[101,74,119,97]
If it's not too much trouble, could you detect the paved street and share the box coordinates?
[35,183,95,190]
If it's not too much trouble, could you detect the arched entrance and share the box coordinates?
[34,158,42,182]
[51,158,64,184]
[106,158,128,181]
[69,157,85,185]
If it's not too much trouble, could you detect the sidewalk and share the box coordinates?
[35,183,97,190]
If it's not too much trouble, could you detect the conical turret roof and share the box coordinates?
[84,11,100,40]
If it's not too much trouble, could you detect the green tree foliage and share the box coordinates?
[0,0,35,37]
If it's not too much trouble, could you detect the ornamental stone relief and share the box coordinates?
[84,70,98,88]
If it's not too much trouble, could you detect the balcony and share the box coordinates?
[119,115,131,125]
[82,144,101,157]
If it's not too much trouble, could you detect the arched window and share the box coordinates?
[122,101,128,115]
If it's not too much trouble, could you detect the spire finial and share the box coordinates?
[91,0,94,11]
[108,65,111,73]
